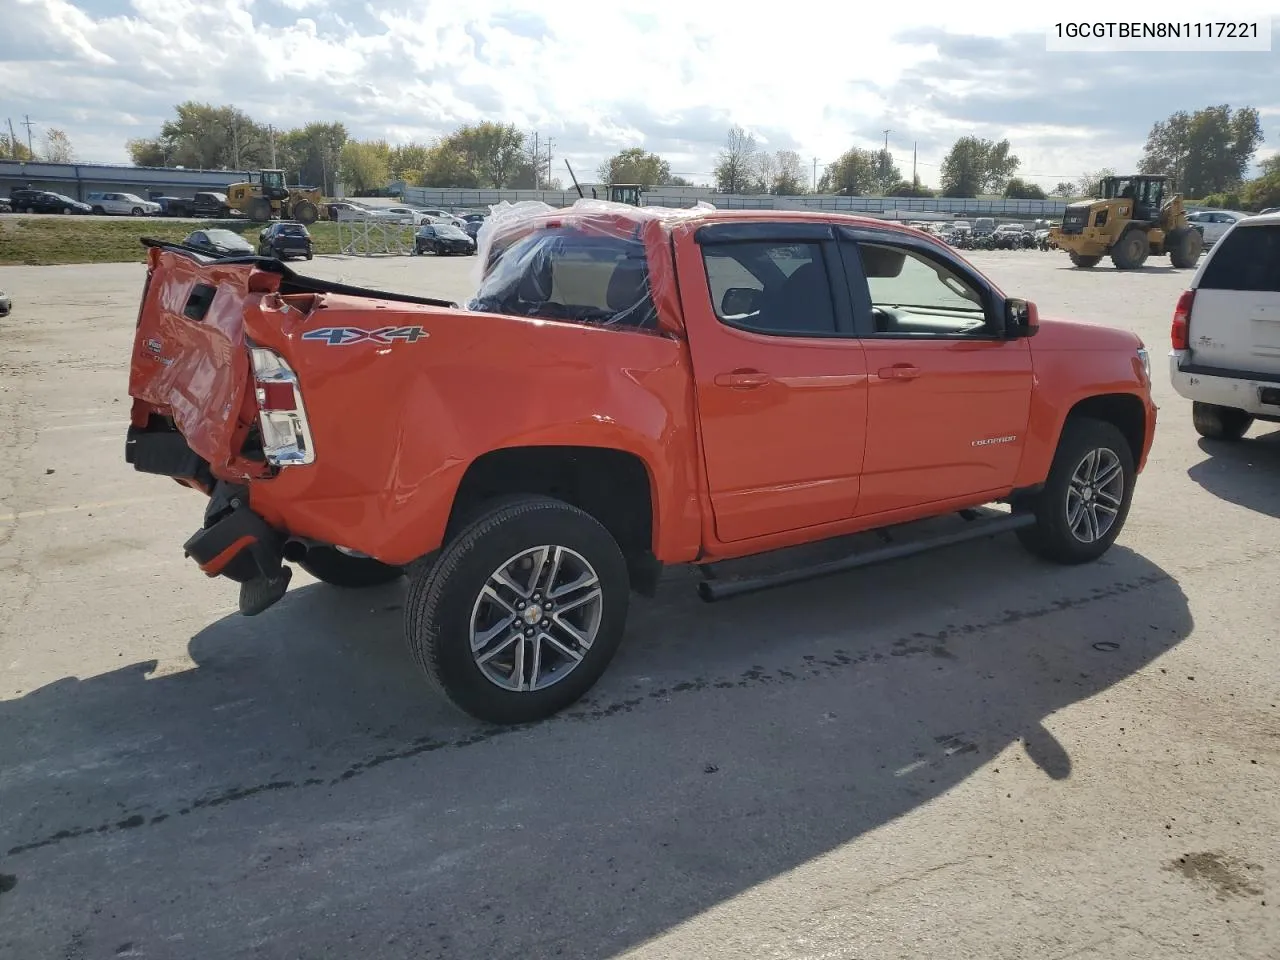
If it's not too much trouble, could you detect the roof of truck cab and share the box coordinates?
[520,203,934,238]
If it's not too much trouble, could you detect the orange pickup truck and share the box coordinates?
[126,203,1156,723]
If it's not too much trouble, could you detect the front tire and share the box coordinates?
[1016,417,1135,565]
[1068,252,1101,268]
[1110,228,1149,269]
[405,495,630,725]
[298,546,404,588]
[1192,401,1252,441]
[1167,227,1204,269]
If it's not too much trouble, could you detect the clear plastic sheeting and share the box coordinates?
[467,198,715,332]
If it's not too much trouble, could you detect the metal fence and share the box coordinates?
[401,185,1069,218]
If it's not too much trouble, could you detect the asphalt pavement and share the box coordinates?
[0,250,1276,959]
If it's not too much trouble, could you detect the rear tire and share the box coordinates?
[299,546,404,588]
[1110,228,1149,269]
[1192,401,1252,441]
[293,200,319,225]
[405,495,630,725]
[1016,417,1135,565]
[1068,252,1101,268]
[1167,227,1204,269]
[246,197,273,222]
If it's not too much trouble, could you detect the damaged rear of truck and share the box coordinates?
[125,206,705,723]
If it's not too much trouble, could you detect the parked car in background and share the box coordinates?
[86,191,162,216]
[164,193,232,219]
[460,212,486,238]
[430,209,469,228]
[0,197,11,214]
[8,190,92,214]
[1170,210,1280,441]
[0,289,10,317]
[413,222,476,255]
[1185,210,1249,247]
[384,205,434,225]
[184,229,255,257]
[258,221,313,260]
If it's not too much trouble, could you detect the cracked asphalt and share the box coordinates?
[1,249,1277,959]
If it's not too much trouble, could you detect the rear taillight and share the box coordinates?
[1171,289,1194,350]
[249,347,315,466]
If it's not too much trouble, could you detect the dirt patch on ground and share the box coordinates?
[1166,851,1264,899]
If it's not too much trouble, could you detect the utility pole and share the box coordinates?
[813,157,818,192]
[912,141,918,185]
[22,115,36,157]
[545,138,554,190]
[269,124,277,168]
[532,131,539,188]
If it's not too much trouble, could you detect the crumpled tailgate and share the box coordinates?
[128,247,260,479]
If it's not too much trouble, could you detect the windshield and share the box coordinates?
[469,227,658,329]
[205,230,244,243]
[435,224,467,239]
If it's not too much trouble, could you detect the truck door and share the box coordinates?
[674,221,869,545]
[836,225,1034,517]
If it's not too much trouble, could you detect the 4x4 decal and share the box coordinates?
[300,326,428,346]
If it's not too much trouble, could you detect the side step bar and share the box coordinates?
[697,512,1036,603]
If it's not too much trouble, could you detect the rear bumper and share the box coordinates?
[1169,352,1280,418]
[127,425,291,611]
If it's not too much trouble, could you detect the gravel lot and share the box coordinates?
[1,250,1277,959]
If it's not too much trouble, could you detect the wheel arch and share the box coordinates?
[1063,392,1148,465]
[446,444,664,595]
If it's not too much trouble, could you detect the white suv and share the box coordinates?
[1169,211,1280,440]
[86,192,161,216]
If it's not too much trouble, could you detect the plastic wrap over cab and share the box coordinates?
[466,198,715,331]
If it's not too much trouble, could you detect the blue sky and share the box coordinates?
[1,0,1277,188]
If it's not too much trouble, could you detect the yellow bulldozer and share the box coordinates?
[1050,174,1203,270]
[226,170,322,225]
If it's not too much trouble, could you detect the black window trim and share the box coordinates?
[837,226,1007,340]
[698,233,856,339]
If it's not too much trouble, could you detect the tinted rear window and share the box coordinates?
[469,228,658,329]
[1200,224,1280,292]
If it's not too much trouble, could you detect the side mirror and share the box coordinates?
[721,287,762,316]
[1004,298,1039,338]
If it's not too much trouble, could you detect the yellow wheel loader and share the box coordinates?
[226,170,322,225]
[1050,174,1203,270]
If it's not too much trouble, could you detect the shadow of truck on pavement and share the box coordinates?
[0,539,1191,959]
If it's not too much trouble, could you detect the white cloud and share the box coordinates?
[1,0,1277,187]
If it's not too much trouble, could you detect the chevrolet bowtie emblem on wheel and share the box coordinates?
[301,326,428,346]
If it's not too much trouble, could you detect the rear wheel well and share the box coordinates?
[448,446,660,595]
[1065,393,1146,462]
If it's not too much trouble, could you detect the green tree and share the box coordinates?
[1052,181,1075,197]
[771,150,807,195]
[598,147,672,189]
[888,179,934,198]
[713,126,761,194]
[2,131,34,160]
[1241,155,1280,210]
[1139,105,1264,196]
[818,147,878,195]
[1075,168,1116,198]
[42,128,75,163]
[339,140,390,194]
[278,122,347,194]
[420,141,479,188]
[1003,177,1046,200]
[940,137,1020,197]
[448,122,526,187]
[872,149,902,195]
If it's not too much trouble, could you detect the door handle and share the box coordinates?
[878,363,920,381]
[715,370,771,389]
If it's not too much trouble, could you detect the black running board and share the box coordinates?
[697,512,1036,602]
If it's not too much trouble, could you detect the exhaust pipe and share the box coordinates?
[281,538,309,562]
